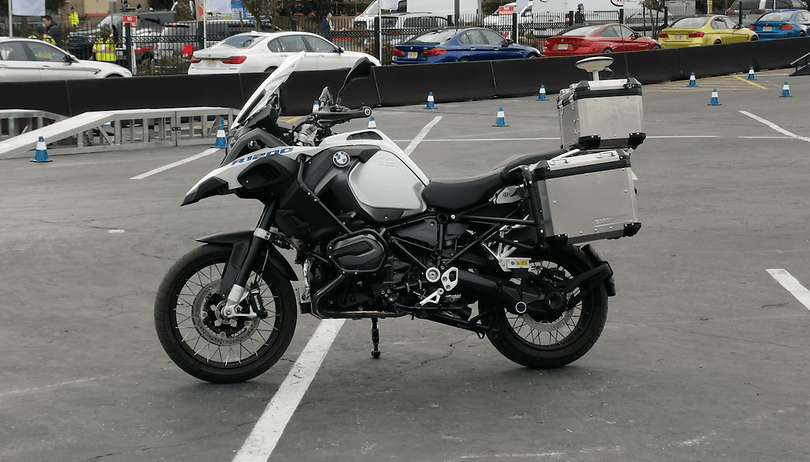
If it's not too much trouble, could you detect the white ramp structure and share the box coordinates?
[0,107,237,159]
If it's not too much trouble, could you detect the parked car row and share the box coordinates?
[4,8,809,82]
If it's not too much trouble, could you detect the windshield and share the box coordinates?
[232,51,305,131]
[221,34,261,48]
[671,17,711,28]
[758,11,794,20]
[562,25,602,36]
[408,29,456,43]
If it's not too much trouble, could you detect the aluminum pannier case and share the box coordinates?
[533,150,641,246]
[557,78,645,150]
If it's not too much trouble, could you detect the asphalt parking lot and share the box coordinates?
[2,68,810,462]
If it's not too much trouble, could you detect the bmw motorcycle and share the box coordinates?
[154,52,642,383]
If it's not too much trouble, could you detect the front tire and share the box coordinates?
[485,245,608,369]
[154,244,297,383]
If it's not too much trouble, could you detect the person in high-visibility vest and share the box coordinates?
[28,25,56,45]
[93,25,117,62]
[69,8,80,27]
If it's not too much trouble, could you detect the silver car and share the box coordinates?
[189,31,380,74]
[0,37,132,82]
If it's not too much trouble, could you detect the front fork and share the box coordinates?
[220,201,278,318]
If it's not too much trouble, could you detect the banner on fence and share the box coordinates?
[11,0,45,16]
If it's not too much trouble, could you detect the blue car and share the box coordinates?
[392,26,541,64]
[750,9,810,39]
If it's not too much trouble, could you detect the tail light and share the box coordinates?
[392,48,405,56]
[422,47,446,56]
[688,31,705,37]
[191,57,201,63]
[728,9,736,13]
[658,32,669,38]
[781,24,794,30]
[749,25,756,30]
[221,56,247,64]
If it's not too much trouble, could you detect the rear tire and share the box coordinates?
[603,48,613,54]
[485,245,608,369]
[264,66,278,73]
[154,244,297,383]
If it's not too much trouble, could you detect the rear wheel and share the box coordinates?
[603,48,613,54]
[264,66,278,73]
[458,57,471,62]
[714,39,722,44]
[485,245,608,369]
[651,44,661,50]
[154,244,297,383]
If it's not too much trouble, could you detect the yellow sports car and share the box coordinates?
[658,15,759,48]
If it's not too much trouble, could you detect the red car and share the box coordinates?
[543,23,660,57]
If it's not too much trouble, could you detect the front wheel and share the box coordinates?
[485,245,608,369]
[154,244,297,383]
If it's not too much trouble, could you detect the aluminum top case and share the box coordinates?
[533,150,641,246]
[557,78,645,151]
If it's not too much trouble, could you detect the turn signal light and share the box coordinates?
[781,24,794,30]
[422,48,447,56]
[688,31,705,37]
[222,56,247,64]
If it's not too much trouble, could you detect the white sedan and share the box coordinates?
[0,37,132,82]
[188,31,380,75]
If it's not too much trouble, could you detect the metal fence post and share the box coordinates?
[511,12,518,41]
[125,24,132,72]
[619,8,624,24]
[374,15,381,63]
[568,10,574,27]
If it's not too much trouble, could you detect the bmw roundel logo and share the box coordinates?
[333,151,350,167]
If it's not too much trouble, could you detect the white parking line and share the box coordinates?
[232,319,346,462]
[767,269,810,311]
[131,148,221,179]
[404,116,442,156]
[740,111,810,143]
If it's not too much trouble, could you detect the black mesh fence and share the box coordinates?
[45,9,671,74]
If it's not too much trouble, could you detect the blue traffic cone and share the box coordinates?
[31,136,52,163]
[312,100,320,113]
[748,67,756,80]
[688,72,697,87]
[215,117,227,148]
[538,85,547,101]
[708,89,721,106]
[493,107,509,127]
[781,81,792,97]
[425,92,436,109]
[368,116,377,129]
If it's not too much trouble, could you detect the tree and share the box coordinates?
[242,0,284,29]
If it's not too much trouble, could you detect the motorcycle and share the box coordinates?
[154,52,642,383]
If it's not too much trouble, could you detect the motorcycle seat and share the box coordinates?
[422,150,565,210]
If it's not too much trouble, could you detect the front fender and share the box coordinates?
[197,231,298,292]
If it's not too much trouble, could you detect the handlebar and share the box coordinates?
[312,105,373,123]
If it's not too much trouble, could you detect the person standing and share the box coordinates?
[28,25,56,44]
[41,15,62,47]
[574,4,586,23]
[321,13,333,40]
[69,7,80,27]
[93,25,117,62]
